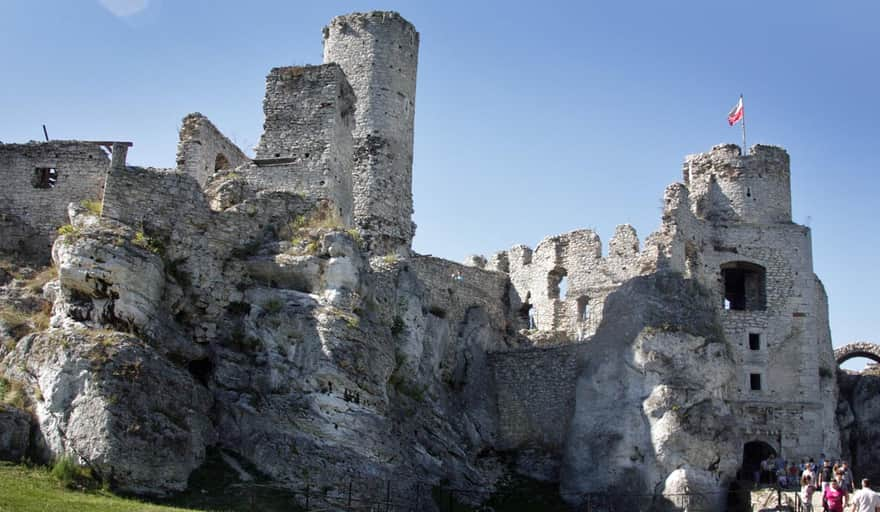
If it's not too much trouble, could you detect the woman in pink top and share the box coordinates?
[823,478,849,512]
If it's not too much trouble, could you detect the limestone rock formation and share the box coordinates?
[0,404,31,462]
[3,329,214,495]
[0,10,845,511]
[561,273,738,506]
[838,370,880,483]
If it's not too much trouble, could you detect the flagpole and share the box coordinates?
[740,94,747,155]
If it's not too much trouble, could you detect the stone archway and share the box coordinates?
[741,440,776,483]
[835,342,880,366]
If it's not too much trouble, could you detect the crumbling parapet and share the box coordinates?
[684,143,791,224]
[499,226,651,339]
[323,11,419,254]
[176,113,250,188]
[251,64,355,225]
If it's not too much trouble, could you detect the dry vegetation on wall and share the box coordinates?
[0,259,55,349]
[0,376,32,411]
[282,201,351,255]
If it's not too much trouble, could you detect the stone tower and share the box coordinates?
[253,64,356,224]
[322,11,419,254]
[684,144,839,460]
[684,144,792,224]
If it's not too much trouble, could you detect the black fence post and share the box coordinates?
[347,480,352,509]
[448,489,453,512]
[385,480,391,512]
[416,482,421,512]
[305,484,310,511]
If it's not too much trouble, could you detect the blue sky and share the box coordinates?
[2,1,879,360]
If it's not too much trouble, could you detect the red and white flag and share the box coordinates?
[728,96,744,126]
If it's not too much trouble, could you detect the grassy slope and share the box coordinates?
[0,463,195,512]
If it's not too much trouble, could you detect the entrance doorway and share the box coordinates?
[741,440,776,483]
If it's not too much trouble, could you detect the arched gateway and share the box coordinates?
[741,440,777,482]
[834,342,880,366]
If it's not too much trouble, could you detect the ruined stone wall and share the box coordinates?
[102,166,209,237]
[490,343,583,450]
[487,143,837,464]
[684,144,791,224]
[323,11,418,253]
[0,213,42,257]
[409,255,510,331]
[0,141,109,254]
[252,65,355,224]
[494,225,653,338]
[176,113,249,188]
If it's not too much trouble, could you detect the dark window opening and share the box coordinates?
[214,153,230,171]
[33,167,58,189]
[548,268,568,300]
[722,262,767,311]
[576,296,590,322]
[750,373,762,391]
[749,333,761,350]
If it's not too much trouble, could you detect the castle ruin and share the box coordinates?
[0,11,845,510]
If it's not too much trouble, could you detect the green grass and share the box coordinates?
[0,455,307,512]
[0,462,195,511]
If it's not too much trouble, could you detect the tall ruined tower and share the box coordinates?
[323,11,419,254]
[684,144,839,460]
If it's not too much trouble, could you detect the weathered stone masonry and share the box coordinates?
[323,11,419,254]
[0,141,109,257]
[253,64,355,224]
[0,10,848,507]
[482,143,839,464]
[177,113,250,188]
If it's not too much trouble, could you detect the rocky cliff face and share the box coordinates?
[838,370,880,483]
[0,189,759,508]
[0,186,521,504]
[560,272,738,509]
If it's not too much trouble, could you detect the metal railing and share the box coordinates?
[161,477,791,511]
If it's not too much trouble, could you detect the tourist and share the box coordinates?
[819,459,834,491]
[823,478,848,512]
[789,462,800,488]
[800,474,816,512]
[850,478,880,512]
[802,459,816,483]
[841,463,854,493]
[778,464,789,488]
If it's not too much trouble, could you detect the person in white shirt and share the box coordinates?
[850,478,880,512]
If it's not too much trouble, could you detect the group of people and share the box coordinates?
[753,455,880,511]
[804,474,880,512]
